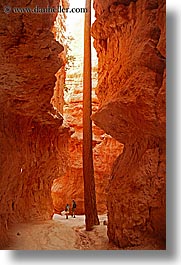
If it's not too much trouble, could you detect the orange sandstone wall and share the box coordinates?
[0,0,70,248]
[92,0,166,249]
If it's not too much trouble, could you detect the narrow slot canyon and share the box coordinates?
[0,0,166,250]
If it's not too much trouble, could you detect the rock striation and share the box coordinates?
[92,0,166,249]
[0,0,70,248]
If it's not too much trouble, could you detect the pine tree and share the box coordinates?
[83,0,99,231]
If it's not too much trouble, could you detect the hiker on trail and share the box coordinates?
[72,199,76,218]
[65,203,70,219]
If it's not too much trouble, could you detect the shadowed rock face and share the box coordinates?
[0,0,70,248]
[92,0,166,249]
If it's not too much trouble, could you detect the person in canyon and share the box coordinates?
[72,199,76,218]
[65,203,70,219]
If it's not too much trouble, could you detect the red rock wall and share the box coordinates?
[51,1,69,114]
[0,0,70,248]
[92,0,166,249]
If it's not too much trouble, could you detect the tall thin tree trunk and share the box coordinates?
[83,0,99,231]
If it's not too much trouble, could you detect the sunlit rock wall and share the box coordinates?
[51,0,69,114]
[0,0,70,248]
[92,0,166,249]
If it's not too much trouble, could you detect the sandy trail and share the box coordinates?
[6,214,119,250]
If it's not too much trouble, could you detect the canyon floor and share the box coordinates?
[6,214,119,250]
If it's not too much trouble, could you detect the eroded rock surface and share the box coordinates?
[0,0,70,248]
[92,0,166,249]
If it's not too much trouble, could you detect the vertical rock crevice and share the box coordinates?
[51,7,124,216]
